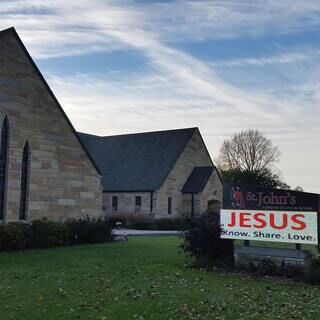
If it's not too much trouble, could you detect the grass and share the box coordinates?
[0,237,320,320]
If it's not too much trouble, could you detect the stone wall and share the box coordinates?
[181,171,222,217]
[0,30,103,222]
[102,131,222,219]
[155,129,222,218]
[103,192,152,217]
[199,170,223,213]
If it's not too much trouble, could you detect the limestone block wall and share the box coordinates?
[181,193,201,216]
[181,194,192,216]
[103,192,152,217]
[155,129,220,218]
[199,170,223,213]
[0,31,103,222]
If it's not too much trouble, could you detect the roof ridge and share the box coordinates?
[97,127,198,139]
[78,127,198,140]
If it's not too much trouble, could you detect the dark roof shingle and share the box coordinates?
[182,166,214,193]
[78,128,197,192]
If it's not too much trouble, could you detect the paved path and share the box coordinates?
[112,229,180,237]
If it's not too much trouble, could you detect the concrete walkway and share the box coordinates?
[112,229,180,237]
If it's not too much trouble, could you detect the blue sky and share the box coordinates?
[1,0,320,192]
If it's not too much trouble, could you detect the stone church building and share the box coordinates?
[0,27,103,222]
[79,128,222,218]
[0,27,222,222]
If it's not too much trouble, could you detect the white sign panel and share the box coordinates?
[220,209,318,244]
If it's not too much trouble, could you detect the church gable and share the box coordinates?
[155,128,222,217]
[0,27,99,175]
[0,28,102,221]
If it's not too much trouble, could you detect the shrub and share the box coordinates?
[29,219,68,248]
[129,215,150,230]
[0,217,112,251]
[256,258,276,276]
[130,216,182,230]
[282,262,304,280]
[241,257,308,280]
[108,214,182,230]
[0,222,31,251]
[108,214,128,228]
[180,213,234,269]
[65,217,112,245]
[153,218,183,231]
[304,256,320,284]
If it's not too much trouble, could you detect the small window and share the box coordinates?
[112,196,118,212]
[168,197,172,215]
[135,196,142,213]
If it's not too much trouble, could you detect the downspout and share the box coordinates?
[150,191,154,216]
[191,193,194,218]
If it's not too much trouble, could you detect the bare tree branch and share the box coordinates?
[218,129,280,173]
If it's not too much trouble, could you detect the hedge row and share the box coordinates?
[0,217,112,251]
[245,255,320,284]
[109,214,183,230]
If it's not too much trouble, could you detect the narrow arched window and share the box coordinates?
[0,116,9,220]
[19,141,30,220]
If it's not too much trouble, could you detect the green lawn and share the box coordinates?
[0,237,320,320]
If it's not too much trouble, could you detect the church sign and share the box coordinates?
[220,184,319,244]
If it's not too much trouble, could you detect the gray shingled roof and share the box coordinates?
[182,166,214,193]
[78,128,197,192]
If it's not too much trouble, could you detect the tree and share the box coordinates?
[180,213,234,269]
[218,129,289,189]
[221,168,290,189]
[219,129,280,173]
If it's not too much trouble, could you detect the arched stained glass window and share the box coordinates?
[19,141,30,220]
[0,116,9,220]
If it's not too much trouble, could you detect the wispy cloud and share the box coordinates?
[0,0,319,191]
[211,47,320,67]
[1,0,320,58]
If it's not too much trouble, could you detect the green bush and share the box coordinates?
[304,256,320,284]
[65,217,112,245]
[282,262,304,280]
[29,219,68,248]
[108,214,128,228]
[243,258,307,281]
[109,214,182,230]
[0,217,112,251]
[129,215,150,230]
[0,223,31,251]
[131,216,181,230]
[256,258,276,276]
[180,214,234,269]
[153,218,183,231]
